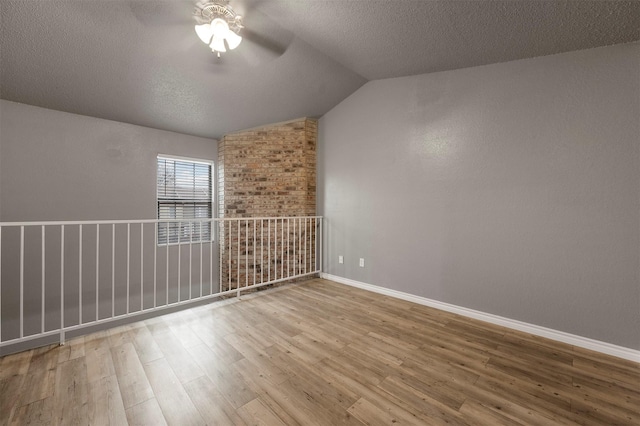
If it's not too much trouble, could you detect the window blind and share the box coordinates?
[157,156,212,244]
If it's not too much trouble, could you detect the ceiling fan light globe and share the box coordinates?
[194,23,213,44]
[211,18,230,38]
[210,36,227,53]
[226,31,242,50]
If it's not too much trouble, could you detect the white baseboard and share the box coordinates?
[320,273,640,363]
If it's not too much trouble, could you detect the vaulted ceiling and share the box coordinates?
[1,1,639,140]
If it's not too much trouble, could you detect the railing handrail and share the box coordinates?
[0,215,323,227]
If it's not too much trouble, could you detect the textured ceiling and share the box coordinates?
[1,1,639,140]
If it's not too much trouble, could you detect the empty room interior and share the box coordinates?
[1,0,639,425]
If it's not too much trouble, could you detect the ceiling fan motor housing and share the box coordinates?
[195,1,243,33]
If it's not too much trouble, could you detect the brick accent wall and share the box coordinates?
[218,118,317,291]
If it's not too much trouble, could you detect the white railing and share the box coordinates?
[0,216,322,352]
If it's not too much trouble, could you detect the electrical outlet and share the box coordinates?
[359,258,365,267]
[338,255,344,264]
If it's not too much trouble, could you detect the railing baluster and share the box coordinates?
[189,221,193,301]
[281,218,284,279]
[260,219,264,284]
[214,219,217,295]
[268,219,271,283]
[20,226,24,338]
[42,226,46,333]
[166,222,169,306]
[154,222,157,308]
[79,224,82,325]
[141,223,144,312]
[308,218,311,273]
[253,219,256,287]
[96,225,99,321]
[298,218,301,276]
[245,220,249,290]
[319,217,323,273]
[309,218,312,272]
[60,225,65,345]
[126,223,130,314]
[309,218,312,273]
[0,226,2,343]
[200,221,203,298]
[112,224,115,318]
[178,221,181,303]
[216,220,224,294]
[228,220,231,292]
[287,218,290,278]
[308,217,311,274]
[237,220,240,294]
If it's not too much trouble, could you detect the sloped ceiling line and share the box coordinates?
[1,0,638,139]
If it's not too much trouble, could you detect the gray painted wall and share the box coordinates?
[0,101,218,351]
[318,43,640,350]
[0,100,216,222]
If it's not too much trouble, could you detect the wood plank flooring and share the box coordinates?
[1,278,639,425]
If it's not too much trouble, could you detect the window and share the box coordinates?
[157,155,213,245]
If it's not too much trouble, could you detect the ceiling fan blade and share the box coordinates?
[129,0,194,26]
[231,0,268,17]
[242,27,288,56]
[237,6,294,58]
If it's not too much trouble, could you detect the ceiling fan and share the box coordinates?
[193,1,244,57]
[129,0,291,67]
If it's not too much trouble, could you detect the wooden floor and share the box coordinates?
[1,279,639,425]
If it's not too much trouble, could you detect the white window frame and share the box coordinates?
[156,154,214,246]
